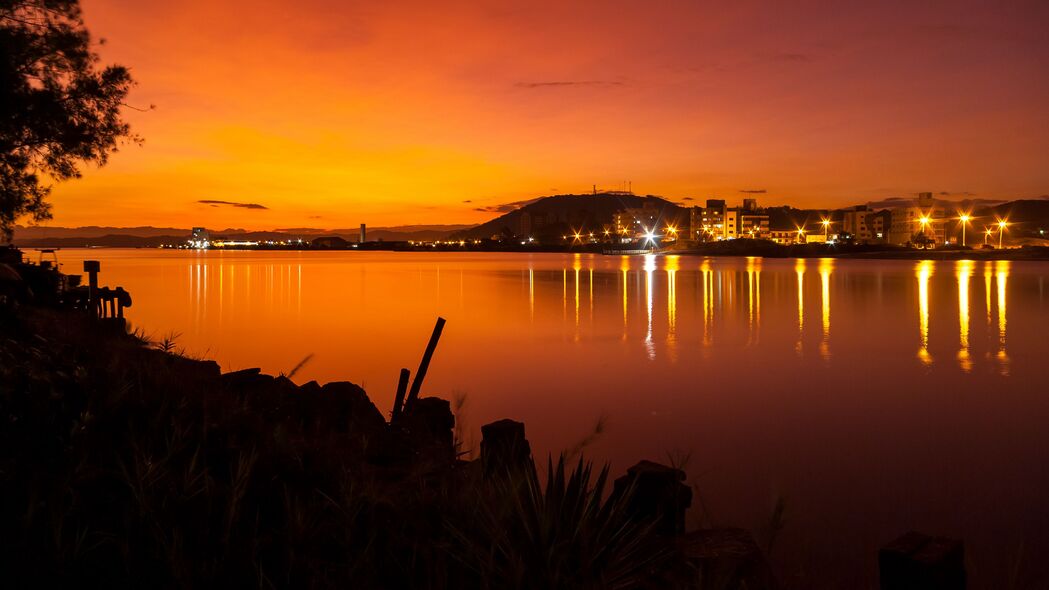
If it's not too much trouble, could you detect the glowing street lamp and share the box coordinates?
[821,219,831,242]
[984,227,993,245]
[997,219,1008,249]
[642,229,658,247]
[917,215,932,248]
[958,213,971,247]
[796,227,806,244]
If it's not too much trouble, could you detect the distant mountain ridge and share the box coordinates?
[10,224,476,247]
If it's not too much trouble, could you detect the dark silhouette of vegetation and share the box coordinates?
[0,0,138,239]
[0,305,681,588]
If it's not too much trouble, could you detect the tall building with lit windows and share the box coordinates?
[688,198,768,241]
[887,192,946,245]
[613,202,660,238]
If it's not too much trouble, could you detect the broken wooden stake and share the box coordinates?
[391,367,410,422]
[404,317,446,410]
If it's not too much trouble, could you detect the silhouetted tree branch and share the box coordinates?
[1,0,137,239]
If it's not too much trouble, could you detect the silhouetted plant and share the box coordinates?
[446,455,667,590]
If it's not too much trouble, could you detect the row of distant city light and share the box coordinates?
[562,225,679,243]
[181,212,1019,250]
[183,238,305,249]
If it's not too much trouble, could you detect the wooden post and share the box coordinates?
[391,368,410,423]
[404,317,446,410]
[84,260,100,314]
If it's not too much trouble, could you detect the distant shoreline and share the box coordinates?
[17,243,1049,262]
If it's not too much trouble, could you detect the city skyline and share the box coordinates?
[42,0,1049,230]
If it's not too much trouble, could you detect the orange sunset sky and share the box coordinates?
[43,0,1049,229]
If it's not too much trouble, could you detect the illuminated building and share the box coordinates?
[188,227,210,249]
[739,213,770,239]
[887,192,946,246]
[842,206,874,242]
[613,202,661,238]
[768,229,802,245]
[688,198,768,241]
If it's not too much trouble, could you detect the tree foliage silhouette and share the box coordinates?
[0,0,137,239]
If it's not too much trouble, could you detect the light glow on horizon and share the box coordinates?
[24,0,1049,230]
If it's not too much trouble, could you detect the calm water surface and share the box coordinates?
[57,250,1049,587]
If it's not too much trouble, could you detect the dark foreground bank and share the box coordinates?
[0,300,790,589]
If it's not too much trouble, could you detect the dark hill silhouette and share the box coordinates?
[452,193,688,241]
[973,200,1049,237]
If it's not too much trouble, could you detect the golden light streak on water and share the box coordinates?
[916,260,933,365]
[620,257,629,338]
[996,260,1010,375]
[984,262,993,328]
[819,258,833,360]
[956,260,973,372]
[746,257,761,344]
[666,255,679,336]
[701,259,712,347]
[644,254,656,360]
[573,265,580,334]
[666,256,679,361]
[795,258,805,355]
[589,268,594,324]
[528,267,534,322]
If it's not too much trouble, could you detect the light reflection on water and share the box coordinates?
[54,250,1049,587]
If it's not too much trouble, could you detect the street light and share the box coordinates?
[797,227,806,244]
[997,219,1008,249]
[918,216,931,248]
[958,213,971,247]
[821,219,831,242]
[984,227,993,245]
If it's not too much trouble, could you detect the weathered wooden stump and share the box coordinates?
[613,460,692,535]
[480,419,532,476]
[879,531,965,590]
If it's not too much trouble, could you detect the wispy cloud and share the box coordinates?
[739,189,767,194]
[197,199,269,210]
[473,197,542,214]
[515,80,625,89]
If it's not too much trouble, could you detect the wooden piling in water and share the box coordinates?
[404,317,446,410]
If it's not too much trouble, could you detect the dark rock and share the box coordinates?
[319,381,386,434]
[613,460,692,535]
[166,356,221,380]
[220,367,262,387]
[879,531,965,590]
[397,397,455,463]
[480,419,532,477]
